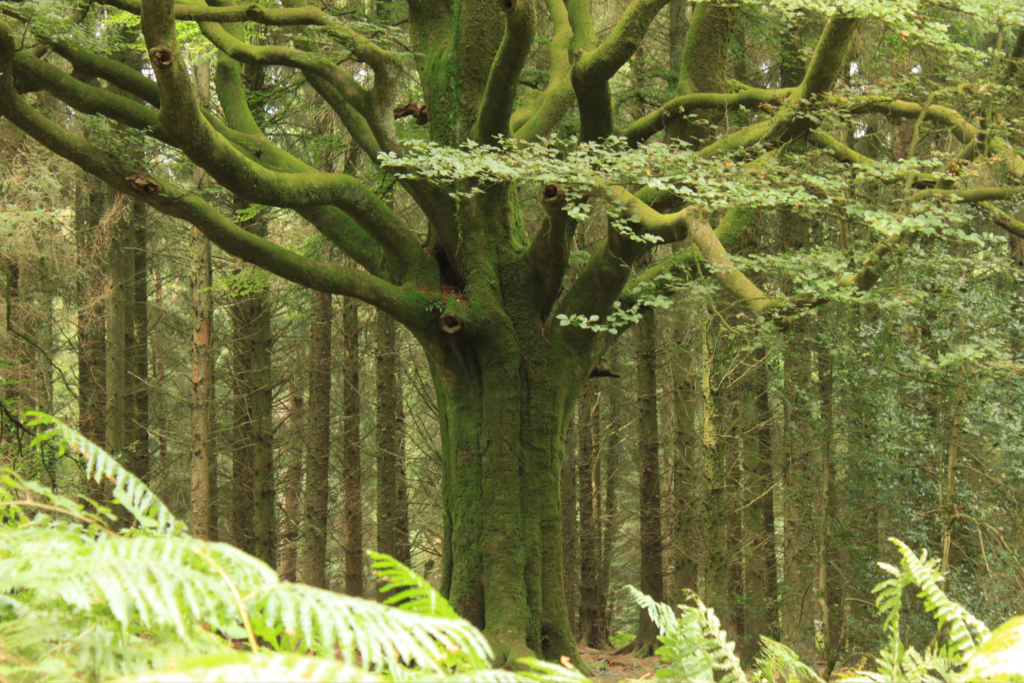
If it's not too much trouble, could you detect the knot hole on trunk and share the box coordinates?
[440,314,463,335]
[148,47,175,69]
[499,0,517,13]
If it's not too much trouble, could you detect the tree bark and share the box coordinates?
[280,392,305,583]
[302,289,332,588]
[626,307,664,656]
[342,295,363,597]
[190,225,215,540]
[376,310,402,567]
[576,384,600,645]
[561,413,579,638]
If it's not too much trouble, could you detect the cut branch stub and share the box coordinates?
[440,313,463,335]
[394,101,429,125]
[498,0,517,13]
[125,173,160,196]
[147,47,175,69]
[540,183,566,217]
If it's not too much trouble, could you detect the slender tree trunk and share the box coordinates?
[190,225,215,540]
[602,358,622,638]
[231,271,255,555]
[629,307,663,655]
[743,348,778,649]
[817,341,844,678]
[576,384,599,645]
[280,392,305,582]
[105,192,131,461]
[561,414,579,637]
[669,306,699,604]
[781,321,819,668]
[250,285,275,568]
[127,210,149,483]
[342,296,363,596]
[302,289,332,588]
[76,173,107,450]
[376,310,402,565]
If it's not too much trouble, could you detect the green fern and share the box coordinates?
[0,416,586,683]
[25,412,183,534]
[626,585,747,683]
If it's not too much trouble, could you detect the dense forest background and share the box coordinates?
[2,0,1024,678]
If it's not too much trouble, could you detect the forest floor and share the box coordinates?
[580,646,661,681]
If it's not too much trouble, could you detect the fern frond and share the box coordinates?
[253,580,493,674]
[960,615,1024,681]
[370,551,459,619]
[119,653,380,682]
[888,538,990,657]
[753,637,823,683]
[626,586,746,683]
[25,412,183,534]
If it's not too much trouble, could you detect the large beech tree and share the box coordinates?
[3,0,1024,665]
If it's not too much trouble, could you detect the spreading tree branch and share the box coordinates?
[0,27,435,330]
[472,0,535,143]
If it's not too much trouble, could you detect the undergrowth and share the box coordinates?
[0,413,587,683]
[628,540,1024,682]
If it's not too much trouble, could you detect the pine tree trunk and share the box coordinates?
[781,321,819,667]
[669,307,699,604]
[127,210,149,483]
[302,289,332,588]
[76,173,107,450]
[630,307,663,655]
[560,414,579,638]
[280,392,304,583]
[576,385,599,645]
[190,226,215,540]
[342,296,363,597]
[376,311,402,566]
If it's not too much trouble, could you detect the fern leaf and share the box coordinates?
[369,551,459,619]
[25,413,183,534]
[118,653,380,683]
[961,615,1024,681]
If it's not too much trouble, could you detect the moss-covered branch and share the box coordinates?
[472,0,535,143]
[0,28,433,330]
[624,87,793,146]
[688,215,785,316]
[138,0,429,281]
[512,0,575,140]
[836,96,1024,180]
[571,0,671,140]
[104,0,396,74]
[522,184,577,317]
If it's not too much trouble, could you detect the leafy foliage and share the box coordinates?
[630,538,1024,683]
[0,418,586,683]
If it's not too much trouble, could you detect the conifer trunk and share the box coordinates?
[342,296,362,596]
[302,289,332,588]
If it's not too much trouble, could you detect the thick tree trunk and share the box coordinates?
[342,295,363,597]
[302,289,332,588]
